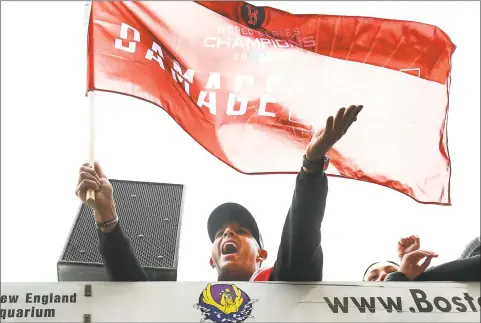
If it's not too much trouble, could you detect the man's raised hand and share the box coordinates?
[76,162,117,226]
[305,105,363,162]
[397,235,421,261]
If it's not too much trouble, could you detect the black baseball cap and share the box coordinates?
[207,202,264,248]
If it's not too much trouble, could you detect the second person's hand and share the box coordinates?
[397,235,421,261]
[399,250,438,280]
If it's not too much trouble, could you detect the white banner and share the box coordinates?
[1,282,479,322]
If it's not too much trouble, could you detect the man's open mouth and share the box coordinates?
[222,242,238,255]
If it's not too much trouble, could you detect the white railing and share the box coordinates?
[1,282,479,322]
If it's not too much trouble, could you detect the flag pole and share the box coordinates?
[86,90,96,207]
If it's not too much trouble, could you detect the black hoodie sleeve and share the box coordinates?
[385,255,481,282]
[270,167,328,281]
[97,223,148,281]
[415,255,480,282]
[385,271,410,281]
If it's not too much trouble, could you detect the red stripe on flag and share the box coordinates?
[197,1,455,84]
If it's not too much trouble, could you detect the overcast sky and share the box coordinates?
[1,1,479,282]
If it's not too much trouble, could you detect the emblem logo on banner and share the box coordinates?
[240,3,266,29]
[194,283,257,323]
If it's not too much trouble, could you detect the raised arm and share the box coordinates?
[270,105,363,282]
[76,162,147,281]
[97,222,148,281]
[269,166,328,281]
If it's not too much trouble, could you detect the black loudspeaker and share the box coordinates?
[58,179,184,281]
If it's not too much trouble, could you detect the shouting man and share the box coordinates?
[75,105,363,281]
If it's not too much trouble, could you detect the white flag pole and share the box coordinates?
[86,90,96,207]
[84,1,96,207]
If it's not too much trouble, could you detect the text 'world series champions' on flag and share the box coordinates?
[86,1,455,205]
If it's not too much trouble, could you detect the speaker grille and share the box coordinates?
[60,180,183,270]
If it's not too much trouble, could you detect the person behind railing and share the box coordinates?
[363,235,480,282]
[363,235,420,282]
[75,105,363,282]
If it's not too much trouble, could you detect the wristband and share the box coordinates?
[96,216,118,229]
[303,155,329,172]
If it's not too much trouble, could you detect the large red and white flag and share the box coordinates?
[87,1,455,205]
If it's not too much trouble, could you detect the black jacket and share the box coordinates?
[97,167,328,281]
[385,255,480,282]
